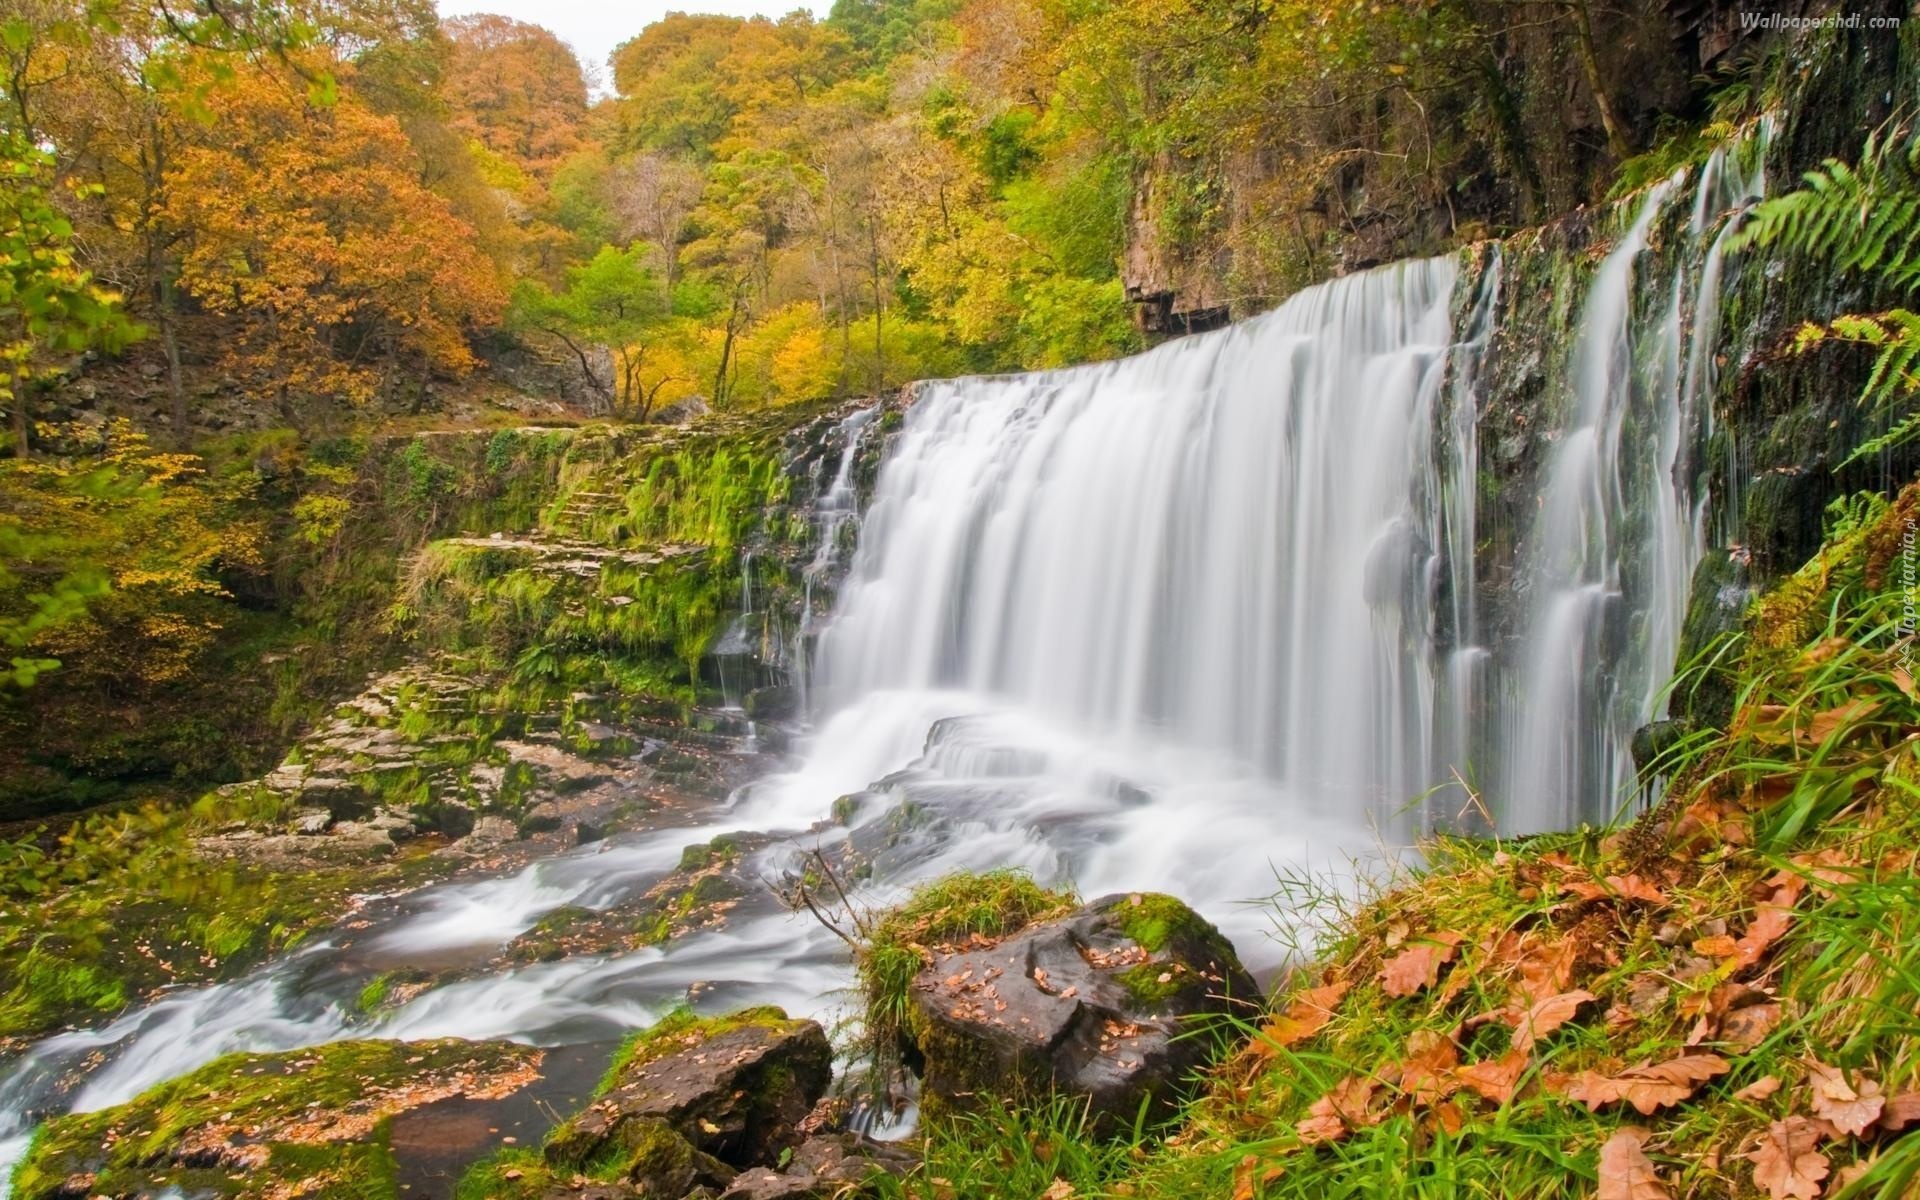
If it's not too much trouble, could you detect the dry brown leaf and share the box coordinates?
[1229,1153,1282,1200]
[1514,937,1580,1005]
[1511,989,1594,1052]
[1692,935,1740,958]
[1749,1116,1834,1199]
[1296,1075,1379,1146]
[1878,1092,1920,1131]
[1803,698,1878,744]
[1805,1060,1886,1137]
[1454,1049,1529,1106]
[1400,1030,1461,1105]
[1597,1127,1672,1200]
[1733,887,1799,968]
[1379,933,1463,998]
[1561,1054,1730,1116]
[1040,1179,1076,1200]
[1719,1001,1783,1052]
[1735,1076,1783,1102]
[1255,981,1352,1053]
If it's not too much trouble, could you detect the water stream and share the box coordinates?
[0,133,1771,1194]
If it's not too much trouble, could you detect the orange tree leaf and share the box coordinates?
[1719,1001,1783,1052]
[1511,989,1595,1052]
[1597,1127,1672,1200]
[1296,1075,1379,1146]
[1805,1060,1886,1137]
[1733,895,1796,969]
[1734,1076,1783,1102]
[1749,1117,1834,1199]
[1379,933,1463,998]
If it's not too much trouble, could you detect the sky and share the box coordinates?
[434,1,827,85]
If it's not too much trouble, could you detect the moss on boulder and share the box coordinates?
[12,1038,540,1200]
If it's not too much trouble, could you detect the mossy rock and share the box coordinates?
[12,1038,540,1200]
[543,1006,831,1178]
[896,891,1258,1134]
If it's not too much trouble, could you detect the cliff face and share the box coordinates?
[1119,0,1848,335]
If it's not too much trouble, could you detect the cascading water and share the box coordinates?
[1492,130,1769,832]
[0,131,1772,1195]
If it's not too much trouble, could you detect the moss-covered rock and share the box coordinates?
[541,1007,831,1179]
[889,887,1258,1133]
[11,1038,541,1200]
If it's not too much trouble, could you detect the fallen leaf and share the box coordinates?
[1511,989,1594,1052]
[1749,1116,1834,1199]
[1561,1054,1730,1115]
[1597,1127,1671,1200]
[1805,1060,1886,1137]
[1803,698,1878,744]
[1296,1075,1379,1145]
[1513,937,1580,1005]
[1454,1049,1529,1105]
[1379,933,1463,998]
[1040,1179,1076,1200]
[1734,1076,1783,1102]
[1693,935,1740,958]
[1255,981,1351,1053]
[1719,1002,1782,1052]
[1400,1030,1461,1105]
[1733,887,1799,968]
[1431,1100,1466,1134]
[1878,1093,1920,1131]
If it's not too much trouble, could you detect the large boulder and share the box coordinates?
[544,1007,833,1181]
[903,892,1259,1129]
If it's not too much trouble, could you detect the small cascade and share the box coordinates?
[791,404,878,713]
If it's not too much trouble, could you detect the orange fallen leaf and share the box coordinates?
[1692,935,1740,958]
[1734,1076,1782,1102]
[1400,1030,1461,1105]
[1379,933,1463,998]
[1878,1093,1920,1131]
[1255,981,1351,1053]
[1454,1049,1529,1106]
[1510,989,1594,1052]
[1803,698,1878,744]
[1719,1001,1782,1052]
[1561,1054,1729,1116]
[1597,1127,1671,1200]
[1805,1060,1886,1137]
[1733,884,1801,968]
[1749,1116,1834,1199]
[1296,1075,1379,1146]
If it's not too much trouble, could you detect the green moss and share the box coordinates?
[677,833,741,872]
[1111,892,1205,954]
[593,1005,800,1097]
[857,870,1076,1067]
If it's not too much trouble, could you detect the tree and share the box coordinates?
[442,14,588,179]
[510,244,672,419]
[1,133,140,460]
[162,57,505,422]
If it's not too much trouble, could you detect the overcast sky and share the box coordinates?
[434,1,827,86]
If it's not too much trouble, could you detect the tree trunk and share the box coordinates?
[1565,1,1634,163]
[10,357,28,461]
[159,281,189,446]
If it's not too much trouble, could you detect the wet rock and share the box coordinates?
[545,1007,832,1175]
[719,1134,916,1199]
[904,892,1258,1130]
[743,685,798,721]
[451,815,519,853]
[291,807,333,835]
[520,800,565,835]
[10,1039,541,1200]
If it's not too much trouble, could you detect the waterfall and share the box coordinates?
[0,134,1774,1196]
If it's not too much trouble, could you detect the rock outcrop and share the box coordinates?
[902,892,1259,1129]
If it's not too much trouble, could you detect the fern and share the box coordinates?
[1734,122,1920,462]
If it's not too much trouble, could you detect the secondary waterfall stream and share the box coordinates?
[0,136,1770,1194]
